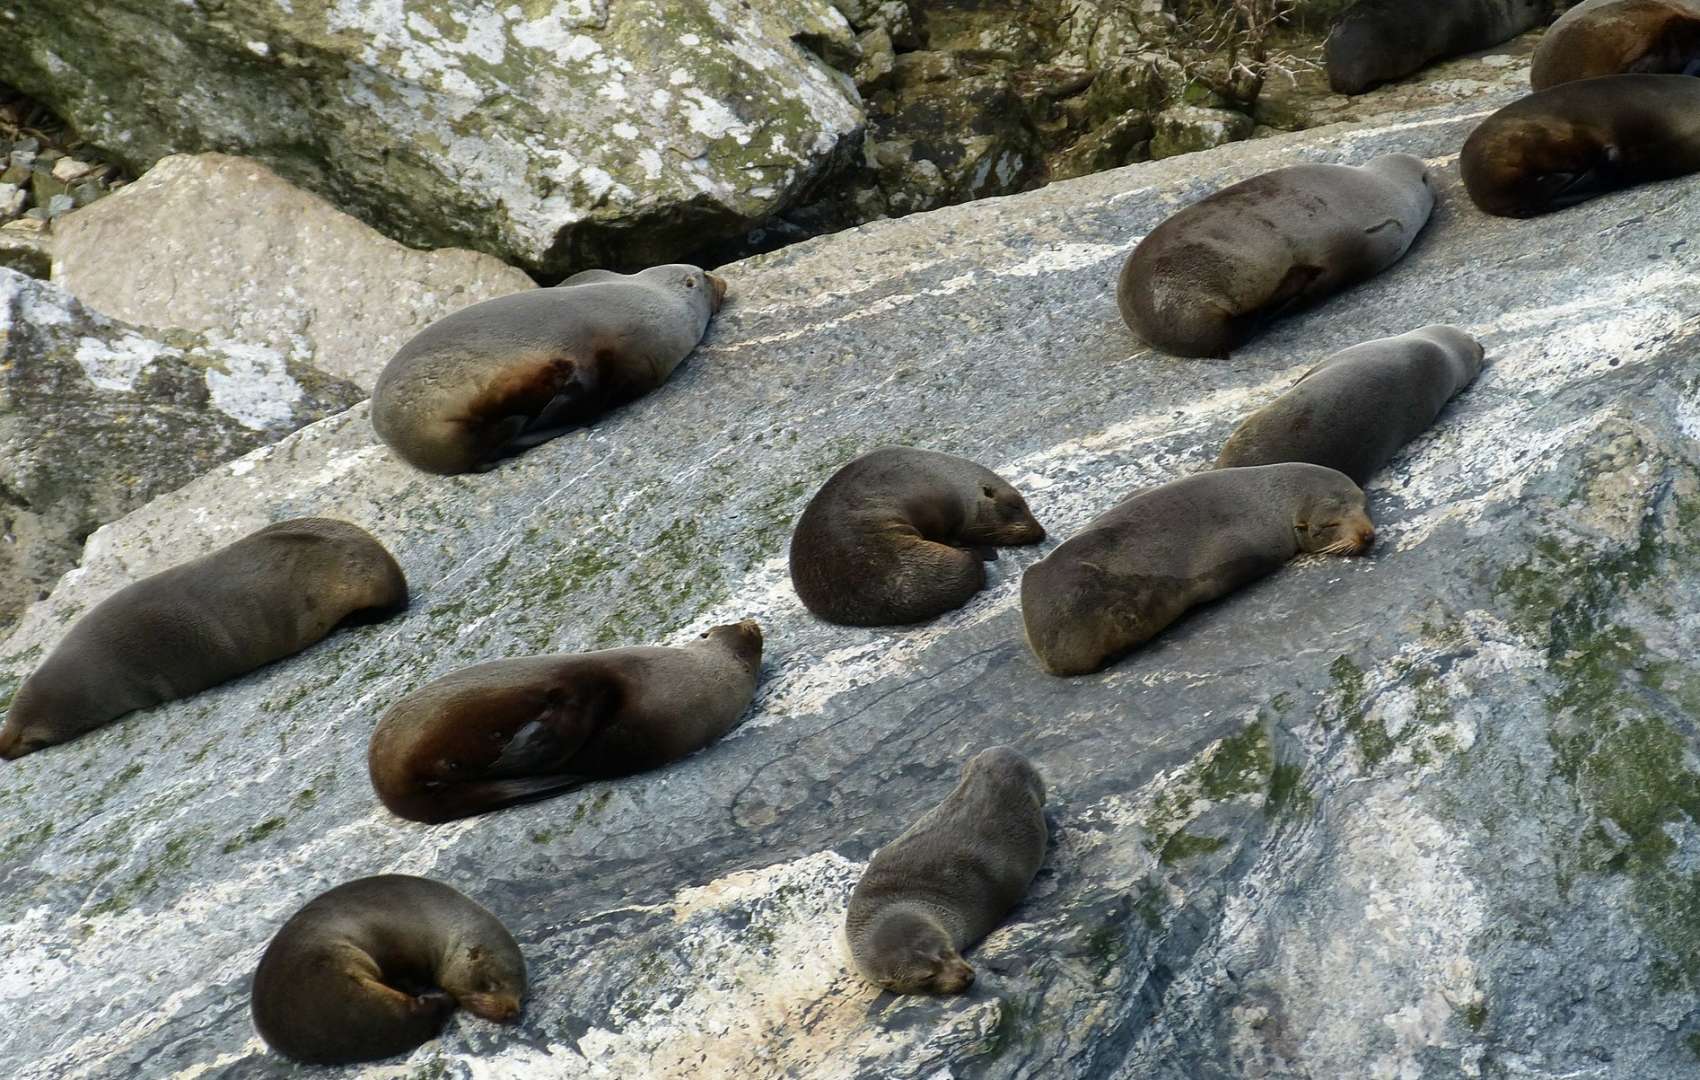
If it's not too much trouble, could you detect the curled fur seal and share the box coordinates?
[0,518,407,759]
[1117,156,1435,358]
[1461,74,1700,216]
[369,620,763,823]
[251,875,526,1065]
[1021,465,1375,676]
[788,447,1045,626]
[371,264,727,474]
[845,746,1047,995]
[1532,0,1700,89]
[1215,325,1486,484]
[1325,0,1551,95]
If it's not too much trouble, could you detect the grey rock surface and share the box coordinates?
[3,88,1700,1079]
[0,0,865,277]
[51,154,537,392]
[0,270,363,632]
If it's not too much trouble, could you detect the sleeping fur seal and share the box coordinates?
[371,264,727,474]
[1215,326,1486,485]
[1325,0,1551,95]
[368,620,762,823]
[0,518,407,759]
[845,746,1047,995]
[1461,74,1700,216]
[1117,156,1435,358]
[251,875,525,1064]
[1021,464,1375,676]
[1532,0,1700,89]
[788,447,1045,626]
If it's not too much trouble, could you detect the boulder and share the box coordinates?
[3,87,1700,1078]
[0,0,866,276]
[51,153,538,391]
[0,269,363,631]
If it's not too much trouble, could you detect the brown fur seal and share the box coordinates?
[845,746,1047,995]
[369,620,763,823]
[1021,465,1375,677]
[1215,326,1486,485]
[1532,0,1700,90]
[0,518,406,759]
[370,264,728,475]
[1117,156,1435,359]
[788,447,1045,626]
[1325,0,1551,95]
[251,874,525,1065]
[1461,74,1700,217]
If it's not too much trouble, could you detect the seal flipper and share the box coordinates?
[434,773,594,814]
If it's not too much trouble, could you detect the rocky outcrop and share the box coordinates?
[52,154,537,391]
[5,83,1700,1079]
[0,0,865,277]
[0,270,362,630]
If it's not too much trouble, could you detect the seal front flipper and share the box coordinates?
[430,773,594,815]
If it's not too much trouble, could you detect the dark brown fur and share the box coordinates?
[845,747,1047,995]
[1532,0,1700,90]
[368,621,762,823]
[0,518,407,759]
[1325,0,1550,95]
[1462,74,1700,216]
[251,875,525,1065]
[788,447,1045,626]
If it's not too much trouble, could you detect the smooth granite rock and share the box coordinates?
[0,0,865,276]
[51,154,537,391]
[0,270,363,632]
[2,87,1700,1079]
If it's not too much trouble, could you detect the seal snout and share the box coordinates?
[457,991,523,1024]
[934,956,976,994]
[705,272,728,311]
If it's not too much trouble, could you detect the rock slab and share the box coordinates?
[2,89,1700,1078]
[51,153,537,392]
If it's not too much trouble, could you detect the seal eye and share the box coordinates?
[684,277,697,288]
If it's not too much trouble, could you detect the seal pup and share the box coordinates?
[251,875,526,1065]
[1461,74,1700,216]
[371,264,728,474]
[1326,0,1550,95]
[1021,465,1375,676]
[1117,156,1435,358]
[1215,326,1486,485]
[845,746,1047,995]
[788,447,1045,626]
[0,518,407,759]
[1532,0,1700,89]
[369,620,763,823]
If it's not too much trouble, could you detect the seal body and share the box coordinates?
[1117,156,1434,358]
[1461,74,1700,216]
[788,447,1046,626]
[0,518,407,759]
[251,875,526,1065]
[1021,465,1375,676]
[1215,326,1486,485]
[1325,0,1550,94]
[371,264,728,474]
[1532,0,1700,89]
[369,620,763,823]
[845,746,1047,995]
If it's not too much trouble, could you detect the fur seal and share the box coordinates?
[251,875,526,1065]
[0,518,407,759]
[1532,0,1700,90]
[788,447,1046,626]
[1117,156,1435,358]
[370,264,728,475]
[1215,326,1486,485]
[1461,74,1700,217]
[369,620,763,823]
[1325,0,1550,95]
[845,746,1047,995]
[1021,465,1375,676]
